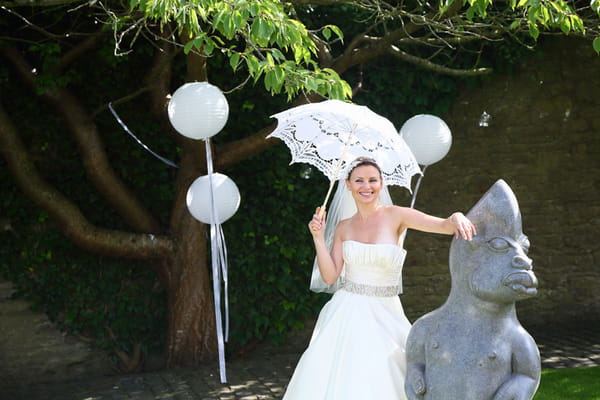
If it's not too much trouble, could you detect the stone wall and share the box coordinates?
[397,37,600,328]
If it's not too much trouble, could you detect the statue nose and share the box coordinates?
[512,255,532,270]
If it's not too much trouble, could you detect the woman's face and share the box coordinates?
[346,165,382,204]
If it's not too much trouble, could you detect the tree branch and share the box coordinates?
[0,103,173,259]
[330,0,466,74]
[215,125,280,171]
[1,44,163,234]
[56,31,106,73]
[0,0,81,6]
[388,45,492,75]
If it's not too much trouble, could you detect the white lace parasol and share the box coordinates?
[268,99,422,210]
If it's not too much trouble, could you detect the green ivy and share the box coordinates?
[0,209,166,361]
[224,146,330,349]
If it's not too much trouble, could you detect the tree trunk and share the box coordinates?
[162,122,218,365]
[164,220,217,366]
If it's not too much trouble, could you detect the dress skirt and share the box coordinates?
[282,289,411,400]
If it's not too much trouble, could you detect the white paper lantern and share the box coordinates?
[186,173,241,224]
[168,82,229,140]
[399,114,452,166]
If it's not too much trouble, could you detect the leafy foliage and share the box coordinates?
[445,0,586,41]
[225,147,330,348]
[127,0,352,99]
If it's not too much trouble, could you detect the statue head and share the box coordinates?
[449,180,538,304]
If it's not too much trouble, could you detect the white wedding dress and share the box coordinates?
[283,240,411,400]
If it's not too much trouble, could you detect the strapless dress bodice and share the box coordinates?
[341,240,406,296]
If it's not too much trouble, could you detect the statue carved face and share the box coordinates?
[449,180,538,304]
[468,234,538,303]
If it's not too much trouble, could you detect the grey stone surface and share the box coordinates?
[405,180,541,400]
[0,280,112,386]
[1,316,599,399]
[1,265,597,399]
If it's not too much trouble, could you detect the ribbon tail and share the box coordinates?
[206,139,228,383]
[215,224,230,341]
[210,223,227,383]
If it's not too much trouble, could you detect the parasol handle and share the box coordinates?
[317,130,354,219]
[318,179,336,219]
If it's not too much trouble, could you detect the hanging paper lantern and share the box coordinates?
[168,82,229,140]
[399,114,452,166]
[186,173,241,224]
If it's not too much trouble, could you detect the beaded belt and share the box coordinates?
[341,279,399,297]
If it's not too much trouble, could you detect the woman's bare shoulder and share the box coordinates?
[381,204,409,215]
[334,217,351,237]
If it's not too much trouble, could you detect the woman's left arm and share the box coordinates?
[394,207,476,240]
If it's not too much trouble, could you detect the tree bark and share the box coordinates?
[160,45,220,366]
[164,215,217,366]
[0,103,173,258]
[1,45,162,234]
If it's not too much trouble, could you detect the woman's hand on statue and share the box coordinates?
[308,207,326,238]
[450,212,477,241]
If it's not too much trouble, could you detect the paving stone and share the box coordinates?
[1,320,599,399]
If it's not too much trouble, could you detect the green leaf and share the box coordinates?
[541,6,550,25]
[322,27,331,41]
[560,17,571,35]
[245,54,260,76]
[272,65,285,92]
[528,22,540,40]
[304,76,319,93]
[327,25,344,41]
[466,6,475,20]
[204,38,216,55]
[593,37,600,54]
[229,52,241,71]
[266,52,275,67]
[509,18,523,30]
[271,48,285,61]
[183,38,197,54]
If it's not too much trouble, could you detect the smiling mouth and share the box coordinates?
[359,191,374,197]
[503,272,538,296]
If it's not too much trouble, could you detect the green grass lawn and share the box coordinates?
[534,366,600,399]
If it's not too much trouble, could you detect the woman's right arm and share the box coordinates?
[309,207,345,285]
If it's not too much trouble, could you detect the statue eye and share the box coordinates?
[488,237,511,252]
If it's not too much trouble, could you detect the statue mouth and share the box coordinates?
[503,272,538,297]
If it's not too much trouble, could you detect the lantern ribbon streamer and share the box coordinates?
[110,101,229,382]
[108,102,179,169]
[399,164,429,247]
[205,139,230,383]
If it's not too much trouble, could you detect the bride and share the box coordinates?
[282,157,476,400]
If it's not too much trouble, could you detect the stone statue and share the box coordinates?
[405,179,541,400]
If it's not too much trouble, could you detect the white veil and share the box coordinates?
[309,180,394,293]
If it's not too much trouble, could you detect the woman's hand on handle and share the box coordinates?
[308,207,326,240]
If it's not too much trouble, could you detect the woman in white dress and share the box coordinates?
[283,157,476,400]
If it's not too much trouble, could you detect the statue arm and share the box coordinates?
[405,323,428,399]
[492,334,541,400]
